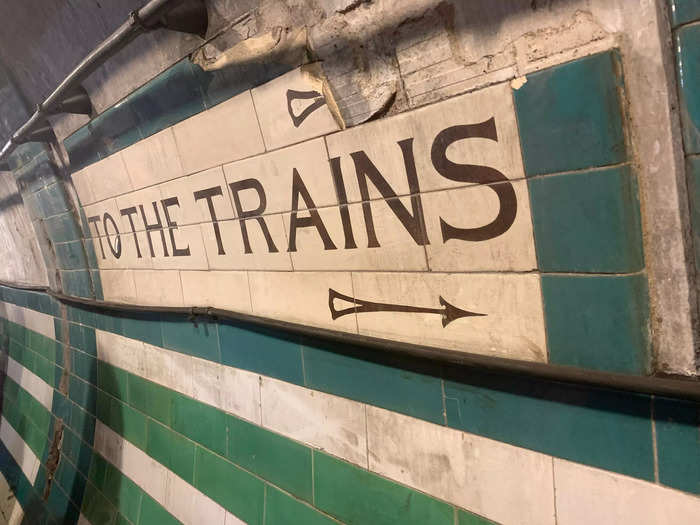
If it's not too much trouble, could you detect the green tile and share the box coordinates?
[70,402,96,442]
[56,456,87,505]
[514,50,626,175]
[193,446,264,524]
[138,494,180,525]
[62,270,94,298]
[219,321,303,384]
[457,509,497,525]
[70,374,97,415]
[529,166,643,272]
[146,419,195,484]
[302,337,444,424]
[542,274,650,374]
[89,453,109,488]
[264,485,338,525]
[82,482,117,525]
[687,156,700,272]
[53,390,72,422]
[228,415,312,501]
[97,393,146,450]
[670,0,700,27]
[55,240,88,270]
[314,451,453,525]
[443,371,654,480]
[161,314,220,362]
[103,460,143,523]
[46,483,79,523]
[64,124,102,173]
[90,100,143,156]
[171,394,227,456]
[98,361,129,401]
[37,181,71,218]
[128,374,173,425]
[654,396,700,494]
[72,348,98,385]
[676,23,700,154]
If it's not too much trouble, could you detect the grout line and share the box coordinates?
[651,395,660,483]
[551,456,559,525]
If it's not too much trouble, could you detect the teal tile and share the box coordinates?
[64,124,102,173]
[514,50,626,175]
[172,394,227,456]
[118,312,162,347]
[82,482,117,525]
[219,321,303,384]
[70,402,96,441]
[676,23,700,154]
[314,451,453,525]
[687,156,700,272]
[92,269,104,301]
[62,270,94,298]
[542,274,650,374]
[443,371,654,480]
[14,152,57,194]
[138,494,179,525]
[302,337,444,424]
[670,0,700,27]
[37,181,71,218]
[130,59,205,138]
[52,391,72,422]
[90,99,143,156]
[264,485,338,525]
[94,310,123,335]
[102,461,143,523]
[46,483,79,523]
[72,348,98,384]
[161,314,220,362]
[146,419,195,484]
[69,374,97,415]
[193,446,265,525]
[654,396,700,494]
[45,211,81,244]
[55,456,87,505]
[97,392,146,449]
[529,166,644,272]
[227,415,313,501]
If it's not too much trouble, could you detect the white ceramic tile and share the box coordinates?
[86,152,133,203]
[168,349,194,399]
[121,128,184,190]
[249,271,357,331]
[83,198,121,238]
[422,181,537,271]
[261,377,367,465]
[191,356,223,408]
[6,356,53,410]
[158,166,235,226]
[224,511,246,525]
[8,502,24,525]
[71,167,96,206]
[325,82,524,202]
[173,90,265,175]
[0,302,54,340]
[202,216,292,271]
[96,329,147,378]
[164,470,196,524]
[133,269,184,306]
[180,270,252,313]
[554,459,700,525]
[222,138,336,215]
[220,366,261,425]
[150,223,209,270]
[191,488,227,525]
[286,198,429,271]
[0,417,39,484]
[100,269,137,303]
[351,272,547,361]
[251,65,340,151]
[367,406,555,525]
[114,185,165,236]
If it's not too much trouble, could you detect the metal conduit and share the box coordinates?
[0,0,185,162]
[1,279,699,402]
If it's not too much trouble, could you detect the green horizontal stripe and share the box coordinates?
[2,376,52,458]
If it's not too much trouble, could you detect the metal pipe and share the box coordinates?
[1,278,698,402]
[0,0,182,163]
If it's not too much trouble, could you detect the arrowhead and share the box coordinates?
[439,296,486,327]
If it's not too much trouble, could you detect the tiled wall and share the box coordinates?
[0,284,698,525]
[60,50,650,375]
[670,0,700,276]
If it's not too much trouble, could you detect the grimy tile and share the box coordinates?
[251,65,340,151]
[325,82,524,202]
[351,272,546,361]
[172,90,265,175]
[132,270,184,306]
[121,128,184,191]
[100,269,137,303]
[423,180,537,271]
[180,270,252,313]
[85,152,133,203]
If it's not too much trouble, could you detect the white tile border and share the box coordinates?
[0,300,55,340]
[0,417,40,485]
[5,356,53,411]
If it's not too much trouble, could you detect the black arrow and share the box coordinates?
[328,288,486,328]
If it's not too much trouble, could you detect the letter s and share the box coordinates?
[431,117,517,242]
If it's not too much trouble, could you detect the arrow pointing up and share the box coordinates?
[328,288,486,327]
